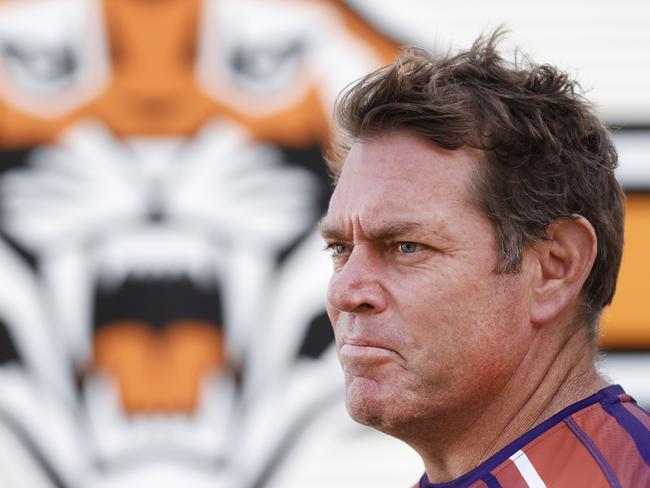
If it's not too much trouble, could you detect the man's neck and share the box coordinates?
[414,324,607,484]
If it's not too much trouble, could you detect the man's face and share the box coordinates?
[321,131,536,435]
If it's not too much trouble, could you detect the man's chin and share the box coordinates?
[345,376,398,431]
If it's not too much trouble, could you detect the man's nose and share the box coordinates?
[327,247,387,314]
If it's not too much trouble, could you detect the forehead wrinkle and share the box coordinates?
[319,215,450,243]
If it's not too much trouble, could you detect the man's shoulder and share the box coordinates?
[498,385,649,487]
[416,385,649,488]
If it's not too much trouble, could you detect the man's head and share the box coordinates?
[320,32,624,437]
[327,32,625,333]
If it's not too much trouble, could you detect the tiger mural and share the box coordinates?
[0,1,405,486]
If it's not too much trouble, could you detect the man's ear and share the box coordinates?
[529,216,597,326]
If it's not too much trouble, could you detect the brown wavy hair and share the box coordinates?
[327,31,625,333]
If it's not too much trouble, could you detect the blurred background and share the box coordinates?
[0,1,647,487]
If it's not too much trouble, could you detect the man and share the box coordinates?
[319,32,650,487]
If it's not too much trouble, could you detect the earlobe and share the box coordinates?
[529,216,597,326]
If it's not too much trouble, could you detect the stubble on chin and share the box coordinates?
[344,376,404,432]
[343,369,445,441]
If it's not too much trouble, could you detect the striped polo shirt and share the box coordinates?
[416,385,649,487]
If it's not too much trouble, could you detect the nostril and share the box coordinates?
[354,303,374,312]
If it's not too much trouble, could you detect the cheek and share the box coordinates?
[448,279,532,378]
[400,272,529,363]
[397,267,481,325]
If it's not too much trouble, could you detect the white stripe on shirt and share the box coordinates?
[509,450,547,488]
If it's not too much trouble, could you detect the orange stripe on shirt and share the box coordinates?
[572,401,649,487]
[492,458,528,488]
[520,414,610,487]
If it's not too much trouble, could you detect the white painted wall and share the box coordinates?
[348,0,650,124]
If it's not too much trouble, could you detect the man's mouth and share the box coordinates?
[339,342,399,363]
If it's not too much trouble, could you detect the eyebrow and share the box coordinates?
[318,220,427,242]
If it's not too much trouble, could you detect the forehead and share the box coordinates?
[325,131,482,231]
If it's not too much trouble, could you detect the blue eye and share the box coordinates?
[398,242,418,253]
[326,243,349,256]
[335,244,348,254]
